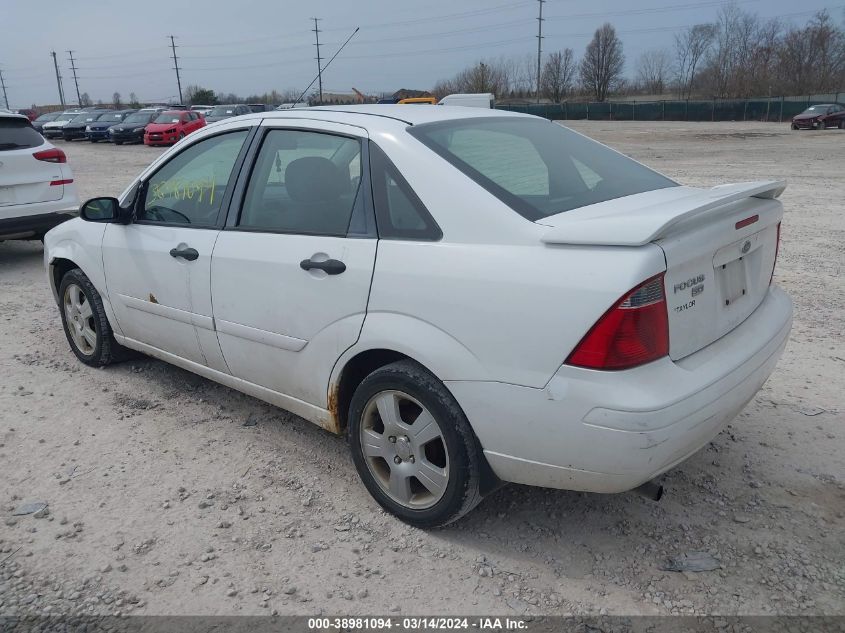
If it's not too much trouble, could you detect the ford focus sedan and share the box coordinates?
[44,106,792,527]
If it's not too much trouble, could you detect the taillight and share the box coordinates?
[33,148,67,163]
[770,222,781,285]
[565,274,669,370]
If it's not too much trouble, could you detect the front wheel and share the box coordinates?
[348,360,483,528]
[58,268,134,367]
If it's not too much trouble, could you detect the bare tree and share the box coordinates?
[129,92,140,108]
[112,92,122,108]
[636,48,672,94]
[580,23,625,101]
[79,92,92,107]
[541,49,577,102]
[674,24,714,98]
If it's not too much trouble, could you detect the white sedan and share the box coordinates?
[44,106,792,527]
[1,111,79,240]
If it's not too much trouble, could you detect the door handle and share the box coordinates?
[169,246,199,261]
[299,257,346,275]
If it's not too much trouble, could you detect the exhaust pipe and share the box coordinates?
[633,480,664,502]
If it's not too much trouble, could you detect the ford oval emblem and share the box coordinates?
[741,240,751,254]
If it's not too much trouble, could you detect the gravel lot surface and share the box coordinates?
[1,122,843,618]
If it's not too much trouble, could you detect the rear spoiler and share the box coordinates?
[540,180,786,247]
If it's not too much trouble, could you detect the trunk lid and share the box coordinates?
[538,181,785,360]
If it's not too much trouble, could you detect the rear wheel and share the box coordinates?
[348,360,483,528]
[58,268,134,367]
[818,119,827,130]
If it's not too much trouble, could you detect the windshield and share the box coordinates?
[208,106,235,116]
[35,112,60,122]
[98,112,128,121]
[408,117,677,220]
[153,113,182,124]
[0,118,44,151]
[70,113,100,124]
[123,112,155,124]
[802,106,829,114]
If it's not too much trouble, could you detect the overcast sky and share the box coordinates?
[1,0,840,107]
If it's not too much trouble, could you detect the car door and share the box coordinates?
[102,125,253,370]
[210,120,377,407]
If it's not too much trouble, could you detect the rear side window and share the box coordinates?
[238,129,363,236]
[409,117,676,220]
[0,118,44,151]
[369,143,441,241]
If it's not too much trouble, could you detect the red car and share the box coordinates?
[16,109,38,122]
[143,110,205,146]
[791,103,845,130]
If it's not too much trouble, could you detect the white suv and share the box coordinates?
[0,112,79,240]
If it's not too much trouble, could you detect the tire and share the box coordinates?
[818,119,826,130]
[58,268,134,367]
[791,123,798,130]
[839,119,845,130]
[348,360,483,528]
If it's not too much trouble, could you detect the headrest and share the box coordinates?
[285,156,347,203]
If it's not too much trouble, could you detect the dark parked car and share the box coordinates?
[107,109,164,144]
[204,104,250,123]
[791,103,845,130]
[31,111,62,133]
[85,109,137,142]
[61,110,112,141]
[247,103,268,113]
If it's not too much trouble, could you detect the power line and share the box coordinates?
[50,51,65,107]
[312,18,323,104]
[0,70,9,109]
[169,35,183,104]
[67,50,82,106]
[536,0,545,104]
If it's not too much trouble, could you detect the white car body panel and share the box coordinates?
[44,105,792,494]
[437,93,494,108]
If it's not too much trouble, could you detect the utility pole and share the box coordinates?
[50,51,65,106]
[67,50,81,106]
[169,35,183,104]
[536,0,545,104]
[0,69,9,109]
[312,18,323,104]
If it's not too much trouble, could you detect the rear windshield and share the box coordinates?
[0,118,44,151]
[209,106,235,116]
[408,117,677,220]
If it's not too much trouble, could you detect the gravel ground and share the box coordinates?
[0,122,843,619]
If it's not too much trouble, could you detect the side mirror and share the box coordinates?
[80,197,122,223]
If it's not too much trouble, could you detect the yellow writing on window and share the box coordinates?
[150,176,216,206]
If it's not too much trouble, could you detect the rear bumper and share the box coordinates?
[0,208,79,239]
[446,286,792,493]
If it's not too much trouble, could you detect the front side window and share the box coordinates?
[139,130,248,226]
[238,129,362,236]
[409,117,676,220]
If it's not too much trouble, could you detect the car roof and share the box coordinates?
[0,110,28,120]
[217,104,528,129]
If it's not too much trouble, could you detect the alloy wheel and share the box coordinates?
[359,390,450,510]
[63,283,97,355]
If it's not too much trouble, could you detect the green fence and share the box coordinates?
[496,92,844,122]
